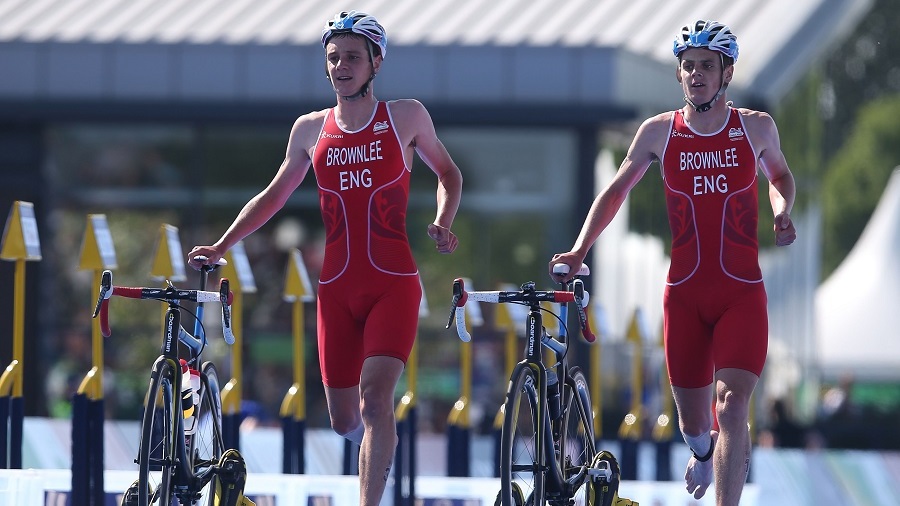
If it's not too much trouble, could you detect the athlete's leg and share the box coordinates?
[672,383,716,500]
[712,368,757,506]
[350,275,419,505]
[664,284,718,500]
[358,355,404,506]
[324,385,363,442]
[709,284,766,506]
[317,282,366,440]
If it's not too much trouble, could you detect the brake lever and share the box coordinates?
[219,278,235,345]
[92,270,113,318]
[572,279,596,343]
[445,278,464,329]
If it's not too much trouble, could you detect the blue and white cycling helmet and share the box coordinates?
[321,11,388,59]
[673,20,739,63]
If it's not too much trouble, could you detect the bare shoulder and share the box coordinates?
[628,111,674,159]
[295,108,329,130]
[387,99,435,148]
[639,111,676,136]
[291,108,329,147]
[736,108,777,132]
[736,107,779,147]
[387,98,429,122]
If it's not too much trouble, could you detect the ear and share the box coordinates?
[373,55,383,75]
[723,64,734,84]
[675,65,683,83]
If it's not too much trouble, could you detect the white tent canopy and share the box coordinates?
[816,168,900,381]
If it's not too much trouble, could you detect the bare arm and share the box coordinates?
[745,110,797,246]
[188,115,315,266]
[394,99,463,254]
[550,114,669,280]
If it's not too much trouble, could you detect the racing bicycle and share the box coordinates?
[446,264,627,506]
[93,259,235,506]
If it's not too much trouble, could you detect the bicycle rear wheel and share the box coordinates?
[137,358,179,506]
[191,362,225,506]
[559,367,596,505]
[500,365,545,506]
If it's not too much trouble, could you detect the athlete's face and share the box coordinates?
[676,48,733,103]
[325,35,381,94]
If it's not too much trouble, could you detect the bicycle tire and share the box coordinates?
[190,362,225,506]
[559,367,596,504]
[500,364,545,506]
[137,357,179,506]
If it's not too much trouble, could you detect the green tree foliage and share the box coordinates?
[821,0,900,162]
[776,0,900,277]
[821,95,900,275]
[772,71,824,208]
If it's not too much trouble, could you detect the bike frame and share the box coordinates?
[96,264,231,505]
[156,265,222,500]
[515,282,589,497]
[449,272,613,506]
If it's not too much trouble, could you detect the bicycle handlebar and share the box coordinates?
[445,276,596,344]
[91,269,236,345]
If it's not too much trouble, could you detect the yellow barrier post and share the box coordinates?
[393,277,429,504]
[150,224,187,283]
[491,283,529,476]
[219,240,255,451]
[447,277,481,477]
[0,201,41,470]
[588,302,611,443]
[618,307,647,480]
[77,215,118,401]
[149,224,187,330]
[279,248,314,474]
[651,321,674,480]
[75,213,117,505]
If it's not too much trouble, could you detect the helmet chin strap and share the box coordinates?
[684,84,726,113]
[338,73,375,101]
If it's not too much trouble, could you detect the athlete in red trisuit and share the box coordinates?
[189,11,463,506]
[550,20,796,506]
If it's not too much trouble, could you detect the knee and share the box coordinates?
[716,389,751,429]
[359,387,395,424]
[334,422,364,445]
[330,415,362,437]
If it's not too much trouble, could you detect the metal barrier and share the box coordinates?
[279,248,314,474]
[588,301,611,443]
[651,320,674,481]
[0,201,41,470]
[446,277,481,477]
[73,213,117,505]
[490,283,528,477]
[617,307,651,481]
[393,277,429,506]
[220,241,256,451]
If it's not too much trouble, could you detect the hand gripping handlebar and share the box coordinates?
[91,269,236,345]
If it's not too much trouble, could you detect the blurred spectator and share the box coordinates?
[45,328,91,418]
[819,374,858,419]
[816,374,875,449]
[758,398,806,448]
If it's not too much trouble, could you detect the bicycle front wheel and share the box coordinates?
[137,358,179,506]
[559,367,596,505]
[500,364,544,506]
[191,362,225,506]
